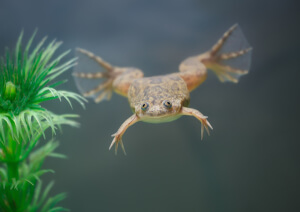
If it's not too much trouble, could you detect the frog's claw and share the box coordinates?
[181,107,213,140]
[201,24,252,83]
[109,114,139,155]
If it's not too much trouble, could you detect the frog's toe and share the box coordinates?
[119,139,127,155]
[201,118,213,139]
[110,135,126,155]
[206,119,213,131]
[73,70,113,102]
[72,72,107,79]
[76,48,113,71]
[109,135,116,150]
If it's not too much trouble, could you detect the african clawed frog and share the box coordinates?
[73,24,252,154]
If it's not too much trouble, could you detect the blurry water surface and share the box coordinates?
[0,0,299,211]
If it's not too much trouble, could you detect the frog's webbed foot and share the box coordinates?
[181,107,213,139]
[109,114,139,155]
[73,48,116,102]
[200,24,252,83]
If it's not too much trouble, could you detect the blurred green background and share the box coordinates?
[0,0,299,211]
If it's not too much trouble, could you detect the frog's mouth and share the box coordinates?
[138,112,182,124]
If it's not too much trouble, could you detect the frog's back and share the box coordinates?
[128,74,190,109]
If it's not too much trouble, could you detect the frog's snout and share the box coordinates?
[137,100,181,117]
[147,105,166,116]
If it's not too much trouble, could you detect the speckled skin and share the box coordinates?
[73,24,252,154]
[128,74,190,123]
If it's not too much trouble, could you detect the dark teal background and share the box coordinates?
[0,0,299,211]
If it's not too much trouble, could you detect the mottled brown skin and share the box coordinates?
[128,74,190,122]
[73,24,252,154]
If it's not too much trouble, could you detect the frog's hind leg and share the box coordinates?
[200,24,252,83]
[73,48,144,102]
[178,24,252,91]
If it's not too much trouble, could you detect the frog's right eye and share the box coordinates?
[141,102,149,111]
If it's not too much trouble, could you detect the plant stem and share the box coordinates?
[6,161,20,210]
[7,161,19,181]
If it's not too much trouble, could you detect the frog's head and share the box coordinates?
[128,75,190,123]
[134,97,189,123]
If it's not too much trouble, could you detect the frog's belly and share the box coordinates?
[140,114,182,124]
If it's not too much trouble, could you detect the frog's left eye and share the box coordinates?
[141,102,149,111]
[163,100,172,109]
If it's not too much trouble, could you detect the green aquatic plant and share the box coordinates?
[0,31,86,211]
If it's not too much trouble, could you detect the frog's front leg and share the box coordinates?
[73,48,144,102]
[180,107,213,139]
[109,114,140,155]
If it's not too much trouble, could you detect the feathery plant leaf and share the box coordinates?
[0,31,87,143]
[27,181,69,212]
[0,31,85,211]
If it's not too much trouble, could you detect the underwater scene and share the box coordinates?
[0,0,299,211]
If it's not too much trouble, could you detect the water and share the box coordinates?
[0,0,299,211]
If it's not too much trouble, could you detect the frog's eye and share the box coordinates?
[141,102,149,111]
[163,100,172,109]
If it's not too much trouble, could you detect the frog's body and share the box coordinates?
[73,24,252,154]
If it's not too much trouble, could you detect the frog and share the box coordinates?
[73,24,252,154]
